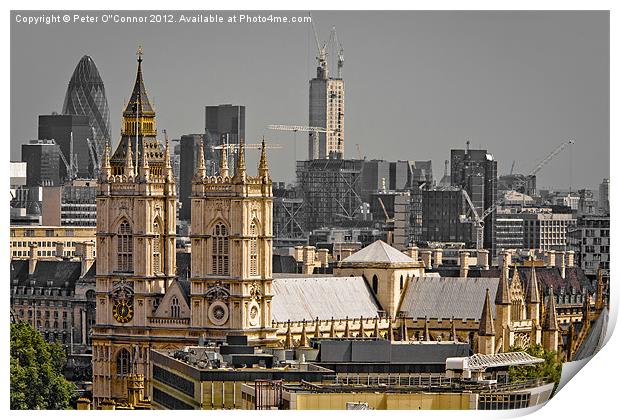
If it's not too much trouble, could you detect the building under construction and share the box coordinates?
[296,159,364,231]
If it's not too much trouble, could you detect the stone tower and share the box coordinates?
[92,48,177,405]
[190,138,277,343]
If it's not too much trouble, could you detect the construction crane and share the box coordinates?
[52,136,78,182]
[211,142,282,153]
[268,124,337,160]
[86,138,99,174]
[460,140,575,250]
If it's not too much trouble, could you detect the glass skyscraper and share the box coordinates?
[62,55,111,161]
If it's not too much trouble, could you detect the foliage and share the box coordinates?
[10,321,76,410]
[508,344,562,392]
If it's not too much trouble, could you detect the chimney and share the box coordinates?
[28,244,38,275]
[302,246,316,275]
[293,246,304,262]
[55,241,66,260]
[566,250,575,267]
[317,249,329,268]
[420,250,432,269]
[404,245,419,261]
[75,241,95,277]
[546,250,556,268]
[556,251,565,279]
[459,251,470,278]
[477,249,489,271]
[433,248,443,267]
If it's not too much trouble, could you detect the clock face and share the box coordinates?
[113,298,134,323]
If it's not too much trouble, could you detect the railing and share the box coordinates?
[148,317,190,326]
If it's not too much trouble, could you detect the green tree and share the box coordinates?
[508,344,562,392]
[10,321,76,410]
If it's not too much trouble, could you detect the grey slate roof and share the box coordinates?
[11,260,82,289]
[271,276,381,322]
[341,240,414,264]
[399,276,499,319]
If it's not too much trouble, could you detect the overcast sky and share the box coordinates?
[10,10,609,189]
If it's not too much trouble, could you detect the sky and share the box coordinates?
[10,10,609,190]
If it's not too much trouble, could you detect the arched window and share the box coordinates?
[171,296,180,318]
[153,221,161,274]
[249,222,258,276]
[212,223,229,275]
[372,275,379,294]
[117,221,133,273]
[116,348,131,376]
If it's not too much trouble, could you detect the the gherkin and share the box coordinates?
[62,55,111,160]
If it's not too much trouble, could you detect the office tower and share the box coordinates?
[204,104,245,170]
[450,145,497,252]
[568,215,610,275]
[421,189,473,244]
[21,140,61,187]
[599,178,610,215]
[62,55,111,161]
[179,134,206,221]
[308,56,345,160]
[38,114,92,180]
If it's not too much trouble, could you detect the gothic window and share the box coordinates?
[117,221,133,273]
[249,222,258,276]
[153,221,161,274]
[211,223,229,275]
[372,275,379,294]
[171,296,180,318]
[116,348,131,376]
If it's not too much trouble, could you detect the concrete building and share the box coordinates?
[10,225,96,259]
[21,139,61,187]
[599,178,610,215]
[422,189,472,245]
[308,53,344,160]
[450,146,497,253]
[41,179,97,227]
[495,213,525,252]
[568,215,610,275]
[500,211,576,251]
[38,114,93,180]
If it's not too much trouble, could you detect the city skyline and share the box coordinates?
[10,10,609,189]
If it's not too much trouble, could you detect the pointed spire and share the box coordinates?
[124,45,154,117]
[299,320,309,347]
[451,316,458,342]
[314,317,321,339]
[219,145,229,178]
[139,138,149,181]
[424,316,430,341]
[358,316,365,338]
[194,141,206,181]
[329,317,336,338]
[284,320,293,348]
[479,289,495,336]
[373,317,380,339]
[495,264,512,305]
[525,261,540,304]
[543,287,558,331]
[125,140,134,178]
[234,142,246,182]
[343,316,350,338]
[100,140,112,180]
[164,130,172,168]
[258,136,269,179]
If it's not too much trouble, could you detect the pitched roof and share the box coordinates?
[11,260,82,290]
[341,240,414,264]
[398,276,499,320]
[271,276,381,322]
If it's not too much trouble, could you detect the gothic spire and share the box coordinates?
[123,45,154,117]
[543,287,558,331]
[258,136,269,179]
[343,316,350,338]
[284,320,293,348]
[139,138,149,181]
[299,320,309,347]
[194,141,206,181]
[329,317,336,338]
[479,289,495,336]
[125,140,134,177]
[314,317,321,339]
[219,145,229,178]
[495,264,512,305]
[358,316,365,338]
[100,140,112,180]
[525,261,540,304]
[234,142,246,182]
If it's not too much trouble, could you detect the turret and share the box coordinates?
[219,145,229,178]
[258,137,270,181]
[477,289,495,354]
[525,260,540,324]
[194,141,206,181]
[233,143,246,183]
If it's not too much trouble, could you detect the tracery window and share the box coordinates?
[249,222,258,276]
[211,223,229,275]
[171,296,180,318]
[116,348,131,376]
[117,221,133,273]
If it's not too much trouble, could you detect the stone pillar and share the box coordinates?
[433,248,443,267]
[459,251,470,278]
[477,249,489,271]
[566,250,575,267]
[420,250,432,269]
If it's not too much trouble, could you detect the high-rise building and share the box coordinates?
[204,104,245,170]
[568,215,610,275]
[308,51,344,160]
[21,139,61,187]
[38,114,92,180]
[179,134,206,221]
[41,179,97,227]
[450,146,497,253]
[62,55,111,160]
[599,178,610,215]
[421,188,473,245]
